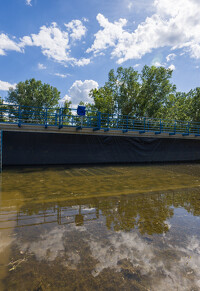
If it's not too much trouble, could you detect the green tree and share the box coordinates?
[89,65,177,119]
[186,88,200,122]
[6,79,60,124]
[6,78,60,108]
[62,98,72,125]
[62,98,72,115]
[162,92,191,121]
[89,87,115,115]
[0,96,5,122]
[111,67,140,116]
[138,65,176,118]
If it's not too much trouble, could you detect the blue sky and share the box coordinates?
[0,0,200,106]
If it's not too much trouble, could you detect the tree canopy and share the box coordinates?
[6,78,60,108]
[88,65,200,122]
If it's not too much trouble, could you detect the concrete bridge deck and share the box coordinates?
[1,123,200,140]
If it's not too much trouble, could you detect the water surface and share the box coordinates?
[1,164,200,290]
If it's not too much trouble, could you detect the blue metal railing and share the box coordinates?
[0,103,200,136]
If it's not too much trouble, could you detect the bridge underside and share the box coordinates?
[1,128,200,166]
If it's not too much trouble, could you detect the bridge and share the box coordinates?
[1,104,200,171]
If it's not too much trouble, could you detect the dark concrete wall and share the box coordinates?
[2,131,200,166]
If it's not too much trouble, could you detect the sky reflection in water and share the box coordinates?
[1,164,200,290]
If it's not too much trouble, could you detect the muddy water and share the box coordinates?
[1,164,200,290]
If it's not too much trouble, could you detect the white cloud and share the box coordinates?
[65,20,87,41]
[86,14,127,55]
[54,73,69,78]
[38,63,46,70]
[67,79,98,106]
[153,61,162,67]
[59,94,72,106]
[0,80,16,91]
[133,63,140,68]
[87,0,200,63]
[20,23,71,63]
[26,0,32,6]
[73,58,90,66]
[19,22,90,67]
[166,53,176,62]
[0,33,21,55]
[82,17,89,22]
[127,2,133,10]
[168,64,176,70]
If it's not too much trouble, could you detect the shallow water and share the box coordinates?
[1,164,200,290]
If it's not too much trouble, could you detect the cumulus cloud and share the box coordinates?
[65,20,87,41]
[67,79,98,106]
[20,23,71,63]
[59,94,71,106]
[87,0,200,63]
[168,64,176,70]
[60,79,98,107]
[60,79,98,106]
[73,58,91,66]
[86,14,127,56]
[0,80,16,91]
[19,21,89,67]
[153,61,163,67]
[0,34,21,56]
[38,63,46,70]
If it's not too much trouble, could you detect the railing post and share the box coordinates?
[55,111,57,126]
[45,108,48,128]
[144,117,146,131]
[98,111,101,128]
[18,105,21,127]
[59,108,63,129]
[160,119,162,133]
[126,115,128,130]
[174,121,176,134]
[188,122,190,135]
[133,119,134,130]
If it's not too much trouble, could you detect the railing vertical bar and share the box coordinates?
[59,108,63,129]
[18,105,21,127]
[98,111,101,128]
[45,108,48,128]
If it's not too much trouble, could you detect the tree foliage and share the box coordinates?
[6,78,60,108]
[138,65,176,118]
[88,65,200,123]
[89,65,179,119]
